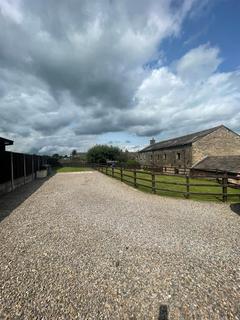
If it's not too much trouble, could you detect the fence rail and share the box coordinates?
[95,165,240,202]
[0,151,47,194]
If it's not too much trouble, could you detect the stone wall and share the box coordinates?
[138,146,192,169]
[192,127,240,165]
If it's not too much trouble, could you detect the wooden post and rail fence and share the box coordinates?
[94,165,239,202]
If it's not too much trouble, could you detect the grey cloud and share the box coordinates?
[134,127,164,137]
[0,0,219,154]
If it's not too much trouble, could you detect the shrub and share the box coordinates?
[87,145,127,164]
[125,159,141,169]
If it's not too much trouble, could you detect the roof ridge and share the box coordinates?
[155,125,222,145]
[140,125,226,152]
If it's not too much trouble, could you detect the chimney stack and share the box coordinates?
[150,138,156,145]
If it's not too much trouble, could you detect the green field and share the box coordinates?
[56,166,92,173]
[101,167,240,202]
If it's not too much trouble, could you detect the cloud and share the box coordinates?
[176,44,222,81]
[131,44,240,137]
[0,0,23,23]
[0,0,239,154]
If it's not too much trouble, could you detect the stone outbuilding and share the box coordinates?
[138,125,240,173]
[191,155,240,177]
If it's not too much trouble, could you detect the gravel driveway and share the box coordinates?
[0,172,239,319]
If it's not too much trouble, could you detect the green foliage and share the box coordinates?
[87,145,127,164]
[125,159,141,168]
[72,149,77,156]
[52,153,60,159]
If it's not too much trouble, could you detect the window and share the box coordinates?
[157,154,160,160]
[163,153,167,160]
[177,152,181,160]
[150,154,153,160]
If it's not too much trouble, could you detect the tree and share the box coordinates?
[87,145,126,164]
[72,149,77,157]
[52,153,60,159]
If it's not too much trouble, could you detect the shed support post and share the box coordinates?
[23,154,26,184]
[120,167,123,182]
[10,152,14,191]
[32,155,34,181]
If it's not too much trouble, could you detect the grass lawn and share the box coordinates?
[56,166,92,173]
[102,167,240,202]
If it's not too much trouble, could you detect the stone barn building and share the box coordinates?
[138,125,240,173]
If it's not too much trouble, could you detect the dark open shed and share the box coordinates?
[0,137,14,151]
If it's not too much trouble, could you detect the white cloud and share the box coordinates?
[0,0,23,23]
[176,44,222,82]
[0,0,199,153]
[0,1,240,154]
[132,44,240,137]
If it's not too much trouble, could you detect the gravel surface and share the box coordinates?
[0,172,239,319]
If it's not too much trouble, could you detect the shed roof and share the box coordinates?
[192,156,240,174]
[0,137,14,147]
[140,125,230,152]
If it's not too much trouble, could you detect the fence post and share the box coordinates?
[222,173,228,202]
[23,154,26,184]
[151,172,156,194]
[186,175,189,199]
[10,152,14,191]
[112,167,114,177]
[134,169,137,188]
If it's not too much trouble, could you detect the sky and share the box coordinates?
[0,0,239,155]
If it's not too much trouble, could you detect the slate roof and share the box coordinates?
[192,156,240,174]
[140,125,229,152]
[0,137,14,147]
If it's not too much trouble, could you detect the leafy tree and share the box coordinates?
[46,154,61,167]
[52,153,60,159]
[87,145,126,164]
[72,149,77,156]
